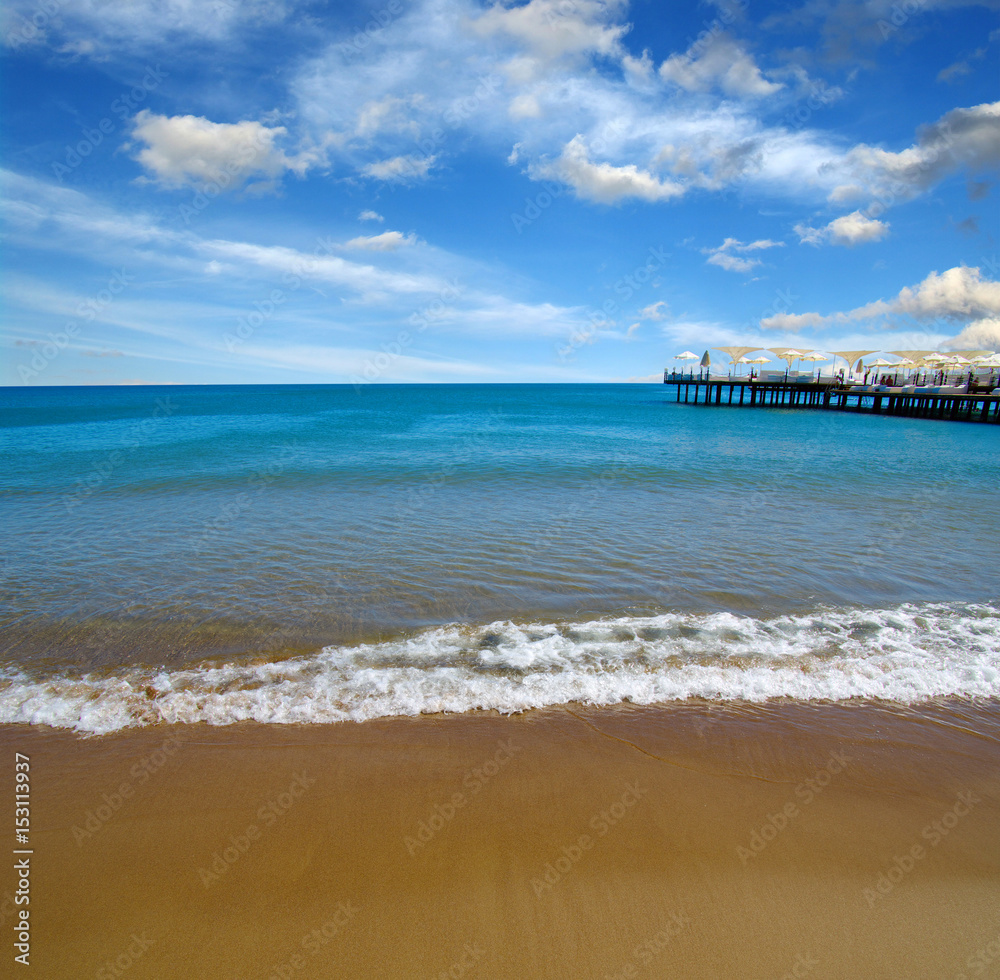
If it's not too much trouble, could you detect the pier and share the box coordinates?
[662,375,1000,424]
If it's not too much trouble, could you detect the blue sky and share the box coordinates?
[1,0,998,385]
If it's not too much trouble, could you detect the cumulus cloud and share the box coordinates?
[129,111,316,191]
[659,35,782,99]
[841,101,1000,203]
[943,317,1000,350]
[537,135,684,204]
[761,265,1000,331]
[361,154,436,181]
[467,0,629,65]
[342,230,417,251]
[795,209,889,246]
[359,210,384,222]
[703,236,783,273]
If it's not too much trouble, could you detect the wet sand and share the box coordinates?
[3,699,999,978]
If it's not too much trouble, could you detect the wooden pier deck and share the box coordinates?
[662,375,1000,424]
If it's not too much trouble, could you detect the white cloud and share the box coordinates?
[761,266,1000,331]
[2,0,293,54]
[509,94,542,119]
[842,101,1000,202]
[795,209,889,246]
[342,230,417,251]
[828,184,866,204]
[943,317,1000,350]
[286,0,874,207]
[361,154,436,181]
[359,210,384,222]
[537,135,684,204]
[355,95,422,138]
[467,0,629,65]
[622,49,653,84]
[638,300,669,321]
[659,35,782,99]
[703,236,783,273]
[129,111,317,191]
[197,239,441,299]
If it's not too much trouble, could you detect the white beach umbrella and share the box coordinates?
[799,351,827,379]
[670,351,699,378]
[767,348,805,374]
[890,357,913,382]
[865,358,894,382]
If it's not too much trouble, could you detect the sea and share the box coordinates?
[1,382,998,735]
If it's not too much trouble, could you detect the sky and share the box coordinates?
[1,0,998,385]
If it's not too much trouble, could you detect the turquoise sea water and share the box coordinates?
[1,383,998,732]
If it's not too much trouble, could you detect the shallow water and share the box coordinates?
[1,383,997,731]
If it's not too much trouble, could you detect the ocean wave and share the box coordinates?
[1,602,998,734]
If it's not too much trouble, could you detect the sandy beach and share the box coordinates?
[4,698,998,978]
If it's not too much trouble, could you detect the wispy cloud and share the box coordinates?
[703,237,783,273]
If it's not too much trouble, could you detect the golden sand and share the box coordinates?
[2,699,998,978]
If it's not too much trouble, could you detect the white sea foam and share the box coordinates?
[1,603,998,734]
